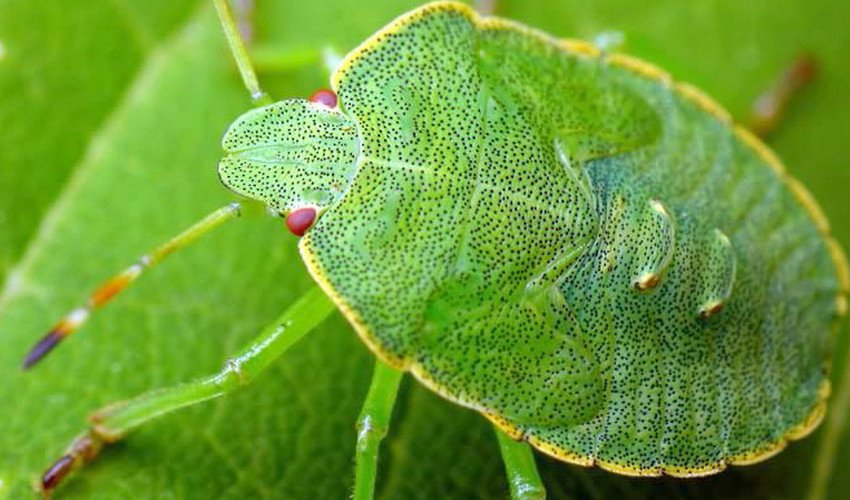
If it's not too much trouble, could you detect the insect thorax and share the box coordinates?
[218,99,359,214]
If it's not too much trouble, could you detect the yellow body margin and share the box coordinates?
[298,237,406,369]
[299,235,522,419]
[304,0,847,477]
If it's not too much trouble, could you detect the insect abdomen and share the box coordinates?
[531,68,841,473]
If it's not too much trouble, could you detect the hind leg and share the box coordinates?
[748,54,817,137]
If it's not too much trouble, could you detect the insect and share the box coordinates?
[21,0,849,498]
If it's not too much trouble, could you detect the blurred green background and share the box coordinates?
[1,0,849,498]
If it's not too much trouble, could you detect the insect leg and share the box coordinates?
[213,0,271,105]
[23,203,243,369]
[493,428,546,500]
[37,286,335,494]
[353,360,404,500]
[748,54,817,137]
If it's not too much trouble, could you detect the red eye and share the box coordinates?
[285,207,317,237]
[309,89,338,108]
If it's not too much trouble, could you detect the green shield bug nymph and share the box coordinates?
[21,1,849,497]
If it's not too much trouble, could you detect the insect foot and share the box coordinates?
[39,432,105,494]
[39,400,135,494]
[631,198,676,291]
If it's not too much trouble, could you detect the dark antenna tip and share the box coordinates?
[22,331,63,370]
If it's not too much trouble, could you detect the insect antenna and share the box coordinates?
[213,0,272,106]
[22,203,243,369]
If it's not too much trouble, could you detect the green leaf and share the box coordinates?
[0,0,197,281]
[1,1,849,499]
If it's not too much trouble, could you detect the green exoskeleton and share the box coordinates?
[24,1,848,498]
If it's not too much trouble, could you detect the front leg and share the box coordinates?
[38,286,335,494]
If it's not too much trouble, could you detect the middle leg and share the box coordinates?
[353,360,404,500]
[495,427,547,500]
